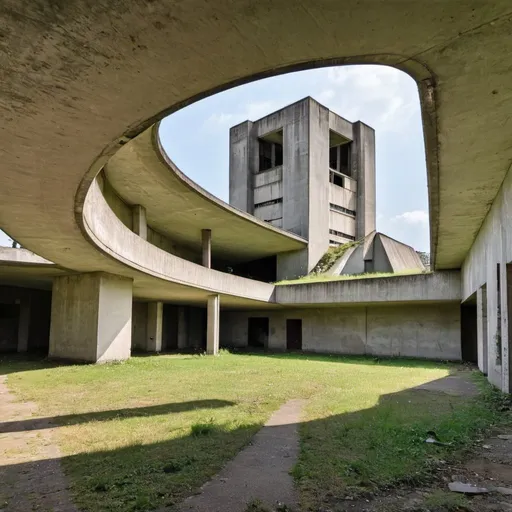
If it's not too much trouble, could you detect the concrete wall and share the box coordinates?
[462,165,512,391]
[275,271,461,305]
[221,303,461,360]
[308,100,330,271]
[352,122,376,238]
[49,273,133,362]
[229,121,255,213]
[378,234,424,272]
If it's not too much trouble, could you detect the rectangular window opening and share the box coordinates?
[330,203,356,217]
[329,229,355,241]
[254,197,283,209]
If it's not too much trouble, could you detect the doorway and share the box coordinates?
[0,303,20,353]
[286,319,302,350]
[248,317,269,348]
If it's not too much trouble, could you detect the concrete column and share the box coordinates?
[477,286,488,375]
[146,302,163,352]
[132,204,147,240]
[17,297,30,352]
[352,122,376,239]
[202,229,212,268]
[206,295,220,355]
[49,273,133,363]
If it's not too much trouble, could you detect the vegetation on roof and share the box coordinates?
[275,269,429,286]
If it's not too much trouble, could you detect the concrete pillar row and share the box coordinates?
[132,204,147,240]
[146,302,163,353]
[49,272,133,363]
[207,294,220,355]
[202,229,212,268]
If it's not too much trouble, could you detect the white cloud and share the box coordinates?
[322,65,419,133]
[317,89,335,104]
[203,112,234,128]
[392,210,428,224]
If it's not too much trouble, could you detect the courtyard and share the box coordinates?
[1,352,509,511]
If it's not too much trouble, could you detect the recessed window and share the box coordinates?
[330,203,356,217]
[329,229,355,241]
[258,130,283,172]
[254,197,283,209]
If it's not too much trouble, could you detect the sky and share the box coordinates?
[0,64,429,252]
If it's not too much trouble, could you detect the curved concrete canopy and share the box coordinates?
[0,1,511,304]
[104,125,306,263]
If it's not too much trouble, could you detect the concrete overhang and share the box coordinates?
[274,271,461,306]
[0,1,510,305]
[104,125,307,264]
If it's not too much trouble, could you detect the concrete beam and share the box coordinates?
[132,204,147,240]
[49,272,133,363]
[202,229,212,269]
[207,294,220,355]
[146,301,163,352]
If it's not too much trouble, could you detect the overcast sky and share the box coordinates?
[0,65,429,252]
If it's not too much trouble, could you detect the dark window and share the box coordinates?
[259,139,273,172]
[329,146,338,170]
[274,142,283,166]
[339,143,351,175]
[330,172,344,188]
[329,229,355,241]
[254,197,283,209]
[330,203,356,217]
[329,143,351,175]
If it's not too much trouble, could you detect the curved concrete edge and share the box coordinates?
[0,248,55,266]
[81,178,276,303]
[275,271,461,305]
[153,123,308,245]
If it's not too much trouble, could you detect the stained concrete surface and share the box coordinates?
[177,399,305,512]
[0,376,76,512]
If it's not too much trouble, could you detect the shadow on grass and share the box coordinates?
[0,399,236,434]
[221,347,465,370]
[0,371,501,512]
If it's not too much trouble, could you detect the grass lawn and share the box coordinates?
[1,352,508,511]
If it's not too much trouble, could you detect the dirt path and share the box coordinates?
[0,375,76,512]
[177,399,306,512]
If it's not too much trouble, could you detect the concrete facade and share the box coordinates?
[229,98,376,279]
[49,273,133,363]
[221,303,461,361]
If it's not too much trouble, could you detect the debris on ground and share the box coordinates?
[448,481,490,494]
[425,430,452,446]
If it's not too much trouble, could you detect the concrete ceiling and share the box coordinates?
[104,125,306,264]
[0,1,511,309]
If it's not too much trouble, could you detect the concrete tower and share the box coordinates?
[229,97,376,280]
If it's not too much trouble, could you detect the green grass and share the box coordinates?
[423,490,470,511]
[275,269,428,285]
[1,353,509,512]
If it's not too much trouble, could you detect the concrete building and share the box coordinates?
[0,1,511,393]
[229,98,376,279]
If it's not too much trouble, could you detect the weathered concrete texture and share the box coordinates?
[337,232,425,276]
[84,179,277,307]
[132,204,147,240]
[222,302,461,360]
[462,165,512,391]
[229,97,375,279]
[0,248,54,265]
[49,273,133,363]
[275,271,461,305]
[207,295,220,355]
[178,400,304,512]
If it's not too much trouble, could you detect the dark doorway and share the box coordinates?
[248,317,269,348]
[286,319,302,351]
[0,303,20,353]
[162,304,178,351]
[461,303,477,363]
